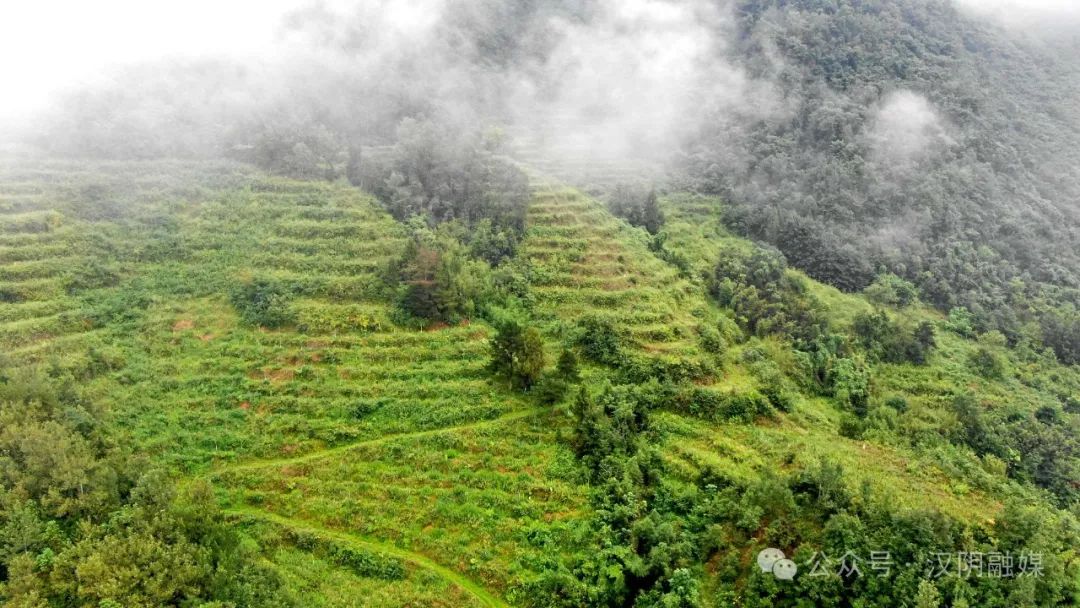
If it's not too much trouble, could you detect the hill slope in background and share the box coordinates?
[22,0,1080,365]
[2,160,1078,606]
[678,0,1080,344]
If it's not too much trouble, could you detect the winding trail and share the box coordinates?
[210,407,545,477]
[226,508,510,608]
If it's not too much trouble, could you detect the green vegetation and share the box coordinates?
[679,0,1080,365]
[1,156,1079,606]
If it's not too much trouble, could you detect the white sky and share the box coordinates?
[953,0,1080,31]
[0,0,300,127]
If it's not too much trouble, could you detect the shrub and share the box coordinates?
[63,260,122,294]
[838,414,865,439]
[575,315,627,366]
[828,357,871,415]
[230,278,295,328]
[945,307,976,337]
[618,355,714,385]
[697,324,727,355]
[489,318,546,390]
[884,395,909,413]
[326,544,406,580]
[852,310,935,364]
[750,360,794,413]
[949,393,1003,457]
[969,347,1004,379]
[719,390,772,422]
[864,273,919,307]
[533,376,570,405]
[556,349,581,382]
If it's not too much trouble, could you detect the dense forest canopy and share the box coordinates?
[680,0,1080,347]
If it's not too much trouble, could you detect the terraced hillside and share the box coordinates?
[523,185,1013,522]
[2,161,1079,607]
[0,161,594,607]
[523,184,714,362]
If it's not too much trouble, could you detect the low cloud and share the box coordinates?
[954,0,1080,34]
[866,90,953,172]
[508,0,782,162]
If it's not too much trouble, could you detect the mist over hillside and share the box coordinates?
[19,0,1080,361]
[4,2,1080,607]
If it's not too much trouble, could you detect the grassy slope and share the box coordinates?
[658,192,1078,522]
[0,160,585,606]
[2,160,1077,606]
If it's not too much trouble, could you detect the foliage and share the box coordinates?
[969,347,1005,379]
[1040,306,1080,365]
[0,371,293,607]
[5,162,1080,607]
[391,221,493,325]
[864,273,919,308]
[535,349,583,405]
[712,244,827,345]
[607,184,664,235]
[852,310,936,364]
[371,118,530,238]
[231,116,350,181]
[945,307,976,338]
[230,277,296,328]
[678,0,1080,353]
[489,316,546,390]
[576,314,630,366]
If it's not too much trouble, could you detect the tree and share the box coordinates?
[915,580,942,608]
[556,349,581,383]
[607,184,665,234]
[641,189,664,235]
[864,273,919,308]
[230,278,295,329]
[534,349,582,405]
[969,347,1004,379]
[576,315,627,366]
[376,118,530,236]
[950,393,1002,457]
[489,318,546,390]
[1040,307,1080,365]
[393,223,492,325]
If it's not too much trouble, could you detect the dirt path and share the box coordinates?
[227,508,511,608]
[210,407,545,476]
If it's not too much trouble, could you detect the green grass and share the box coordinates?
[229,509,508,608]
[0,160,591,606]
[523,185,711,360]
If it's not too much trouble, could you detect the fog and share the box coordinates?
[1,0,785,167]
[866,91,953,173]
[505,0,769,161]
[0,1,298,131]
[2,0,1077,170]
[955,0,1080,30]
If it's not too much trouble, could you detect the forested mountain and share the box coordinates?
[678,0,1080,352]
